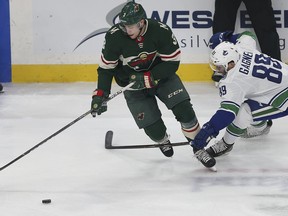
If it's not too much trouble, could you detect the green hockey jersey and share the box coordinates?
[97,19,181,93]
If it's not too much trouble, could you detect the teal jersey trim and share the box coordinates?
[220,101,240,116]
[270,87,288,109]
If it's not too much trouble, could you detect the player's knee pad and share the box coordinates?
[172,100,196,123]
[233,102,253,129]
[144,118,167,142]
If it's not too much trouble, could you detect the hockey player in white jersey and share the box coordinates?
[209,31,273,140]
[191,41,288,159]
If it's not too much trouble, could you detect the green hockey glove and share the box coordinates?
[129,71,158,90]
[91,89,108,117]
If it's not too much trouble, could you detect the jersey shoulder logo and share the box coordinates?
[158,22,169,30]
[109,27,120,35]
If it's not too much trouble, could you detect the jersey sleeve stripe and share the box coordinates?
[99,55,118,69]
[159,49,181,61]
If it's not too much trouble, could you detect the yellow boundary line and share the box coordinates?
[12,64,213,82]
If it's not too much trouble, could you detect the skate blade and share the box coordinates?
[209,166,217,172]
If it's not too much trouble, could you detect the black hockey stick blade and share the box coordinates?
[104,130,189,149]
[105,130,114,149]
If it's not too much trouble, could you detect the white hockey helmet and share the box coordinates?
[209,41,240,73]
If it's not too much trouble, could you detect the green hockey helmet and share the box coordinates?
[119,2,147,26]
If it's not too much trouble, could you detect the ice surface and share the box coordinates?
[0,82,288,216]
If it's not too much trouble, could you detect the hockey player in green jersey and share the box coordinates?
[90,2,215,169]
[191,41,288,163]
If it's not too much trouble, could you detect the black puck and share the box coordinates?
[42,199,51,204]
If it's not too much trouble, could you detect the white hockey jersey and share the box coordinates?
[219,49,288,117]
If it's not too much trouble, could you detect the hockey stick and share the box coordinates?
[0,83,134,172]
[105,130,189,149]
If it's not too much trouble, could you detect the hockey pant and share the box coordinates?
[224,99,288,144]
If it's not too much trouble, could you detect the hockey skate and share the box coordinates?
[194,149,216,171]
[159,140,174,157]
[206,138,234,157]
[240,120,272,138]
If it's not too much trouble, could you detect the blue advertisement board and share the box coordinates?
[0,0,11,82]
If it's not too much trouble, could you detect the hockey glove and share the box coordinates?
[190,122,219,149]
[209,31,233,49]
[91,89,108,117]
[129,71,158,90]
[211,71,224,82]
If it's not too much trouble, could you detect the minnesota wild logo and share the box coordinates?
[128,51,157,71]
